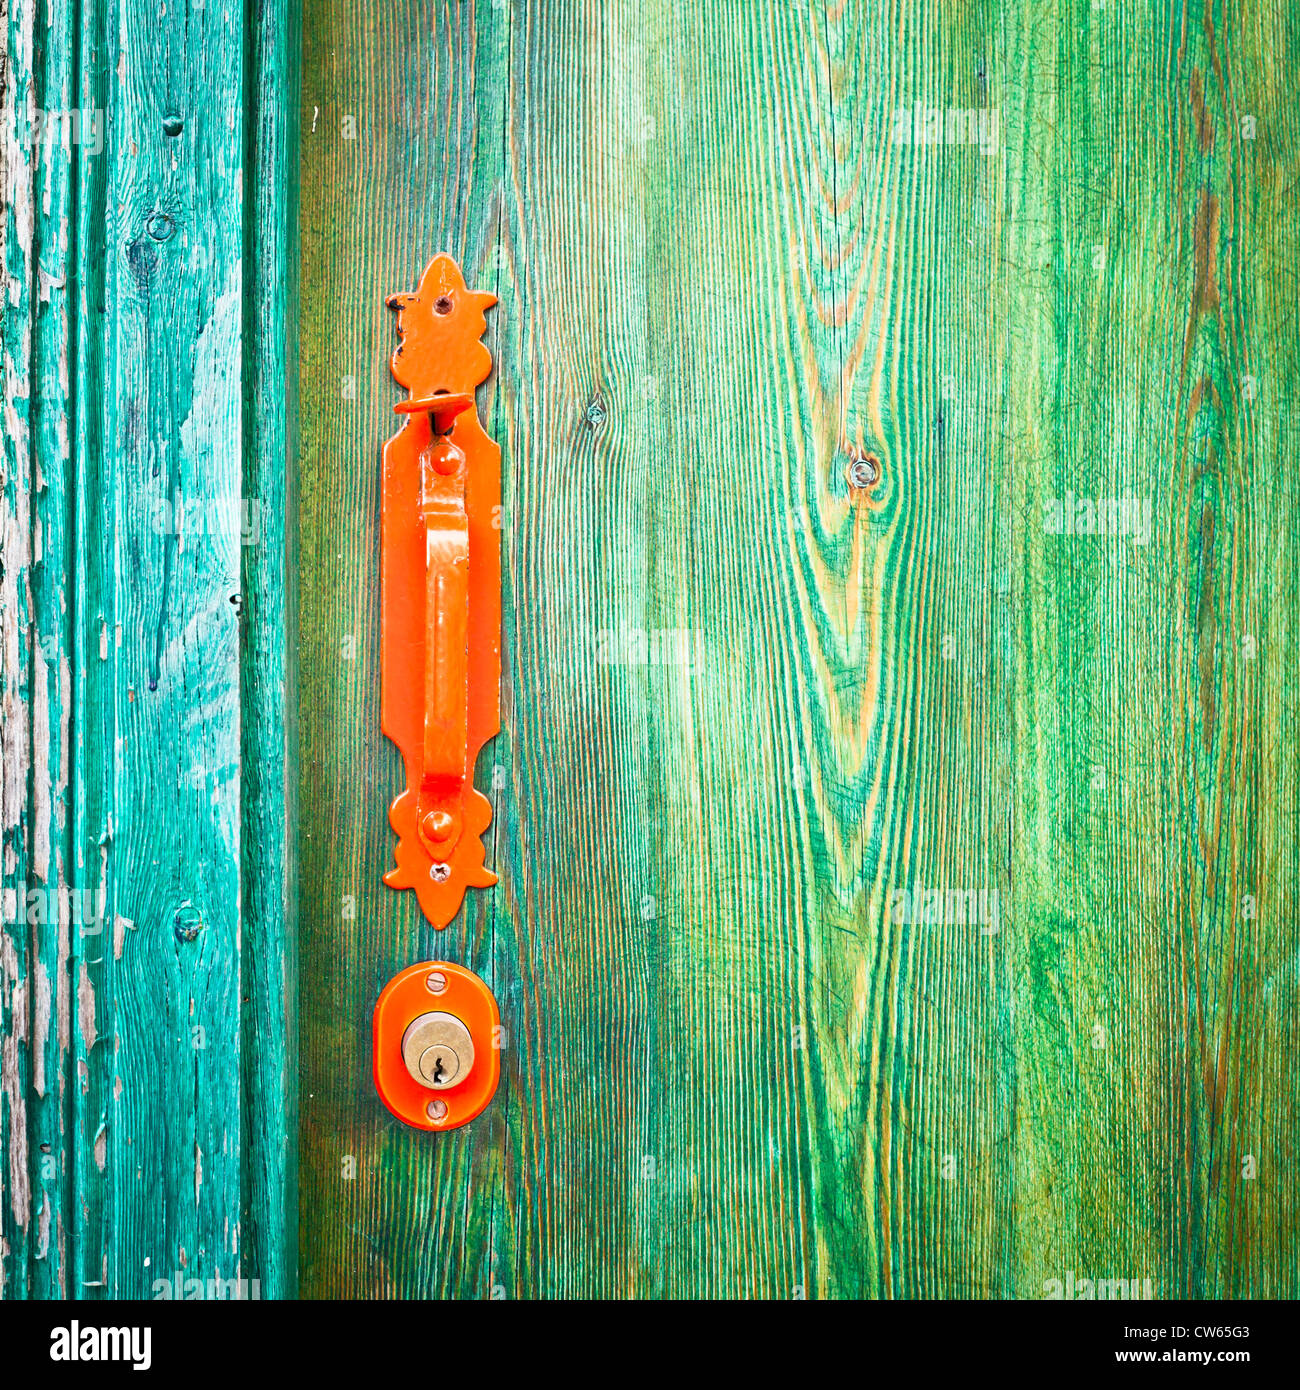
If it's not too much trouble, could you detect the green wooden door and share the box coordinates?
[3,0,1299,1302]
[296,0,1300,1299]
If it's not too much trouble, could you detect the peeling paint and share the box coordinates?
[31,645,49,878]
[36,1191,49,1261]
[1,930,31,1230]
[55,856,70,1058]
[77,962,97,1050]
[31,958,49,1097]
[56,655,70,831]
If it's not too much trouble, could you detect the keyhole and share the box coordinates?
[432,1054,447,1084]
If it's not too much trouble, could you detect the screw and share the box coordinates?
[434,295,453,315]
[426,971,447,994]
[847,455,879,489]
[427,1099,448,1122]
[431,862,451,883]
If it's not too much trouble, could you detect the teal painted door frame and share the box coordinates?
[0,0,298,1298]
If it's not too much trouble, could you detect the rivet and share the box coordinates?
[162,114,184,138]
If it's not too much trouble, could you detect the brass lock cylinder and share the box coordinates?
[401,1011,475,1090]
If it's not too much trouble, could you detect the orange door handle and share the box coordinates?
[381,256,500,930]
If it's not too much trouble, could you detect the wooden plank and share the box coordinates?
[28,0,78,1305]
[0,0,39,1302]
[997,0,1300,1300]
[1,0,81,1300]
[240,0,301,1301]
[297,0,512,1300]
[0,0,297,1299]
[299,0,1300,1299]
[73,0,246,1301]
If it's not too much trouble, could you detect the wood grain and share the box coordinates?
[2,0,1295,1303]
[298,0,1300,1299]
[0,0,296,1298]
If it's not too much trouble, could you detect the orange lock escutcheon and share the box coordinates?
[373,960,501,1131]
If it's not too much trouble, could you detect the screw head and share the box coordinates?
[431,862,451,883]
[426,971,447,994]
[427,1099,448,1122]
[847,455,879,489]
